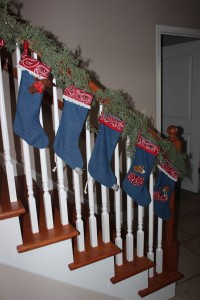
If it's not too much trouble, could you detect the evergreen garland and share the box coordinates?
[0,0,187,178]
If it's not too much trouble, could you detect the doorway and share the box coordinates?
[156,25,200,192]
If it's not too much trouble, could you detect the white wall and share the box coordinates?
[0,263,121,300]
[19,0,200,125]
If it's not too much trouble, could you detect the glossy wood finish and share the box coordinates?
[138,270,183,297]
[69,237,122,271]
[15,176,79,253]
[68,201,122,270]
[0,166,25,220]
[111,254,155,284]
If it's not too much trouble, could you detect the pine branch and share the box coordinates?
[0,0,187,178]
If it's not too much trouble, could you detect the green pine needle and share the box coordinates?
[0,0,187,178]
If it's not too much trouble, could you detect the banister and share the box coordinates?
[1,47,183,294]
[163,125,181,272]
[89,80,100,93]
[2,60,163,140]
[167,126,181,151]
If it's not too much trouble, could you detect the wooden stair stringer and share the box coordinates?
[15,175,79,253]
[0,165,25,221]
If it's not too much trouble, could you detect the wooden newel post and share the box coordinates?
[163,125,181,272]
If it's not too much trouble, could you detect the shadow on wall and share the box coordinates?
[0,263,121,300]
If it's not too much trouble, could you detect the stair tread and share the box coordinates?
[0,199,25,220]
[69,239,122,270]
[17,222,79,253]
[138,270,183,297]
[67,200,122,270]
[0,166,25,220]
[111,255,155,284]
[15,175,79,253]
[0,168,182,291]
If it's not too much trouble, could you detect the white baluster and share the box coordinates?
[39,146,54,229]
[126,139,134,261]
[16,45,39,233]
[86,122,98,247]
[73,170,85,252]
[115,144,123,266]
[33,52,53,229]
[79,175,84,204]
[137,205,144,257]
[99,105,110,243]
[101,185,110,243]
[39,141,54,229]
[156,217,163,273]
[52,79,68,224]
[147,173,154,277]
[0,53,17,202]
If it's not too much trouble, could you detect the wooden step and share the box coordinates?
[15,175,79,253]
[0,166,25,221]
[110,254,155,284]
[69,233,122,270]
[68,200,122,270]
[138,270,183,297]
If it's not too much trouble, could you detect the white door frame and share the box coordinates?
[155,25,200,132]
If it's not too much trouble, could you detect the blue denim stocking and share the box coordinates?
[123,145,157,206]
[154,170,175,220]
[54,99,89,174]
[88,123,120,190]
[13,70,49,148]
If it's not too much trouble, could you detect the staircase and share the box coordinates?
[0,45,183,300]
